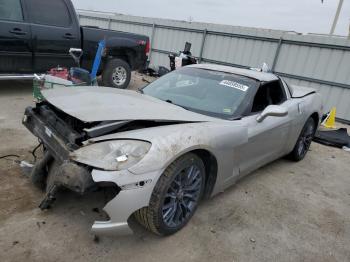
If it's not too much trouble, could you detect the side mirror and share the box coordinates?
[256,105,288,123]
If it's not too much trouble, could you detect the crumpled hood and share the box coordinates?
[42,86,218,123]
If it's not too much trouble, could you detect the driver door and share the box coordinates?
[237,80,295,176]
[0,0,32,72]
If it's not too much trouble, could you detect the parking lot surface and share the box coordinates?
[0,76,349,262]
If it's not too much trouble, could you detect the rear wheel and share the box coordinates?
[134,153,205,235]
[289,117,316,161]
[102,58,131,89]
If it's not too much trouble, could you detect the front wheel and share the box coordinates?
[134,153,205,235]
[102,58,131,89]
[288,117,316,161]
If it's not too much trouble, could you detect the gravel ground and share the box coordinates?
[0,74,350,262]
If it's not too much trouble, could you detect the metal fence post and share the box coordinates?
[271,37,283,71]
[148,23,156,62]
[198,29,207,63]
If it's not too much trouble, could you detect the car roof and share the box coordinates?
[187,64,279,82]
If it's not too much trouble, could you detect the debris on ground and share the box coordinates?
[36,221,46,229]
[313,128,350,148]
[19,161,33,177]
[141,77,151,83]
[342,146,350,152]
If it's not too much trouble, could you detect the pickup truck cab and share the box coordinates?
[0,0,149,88]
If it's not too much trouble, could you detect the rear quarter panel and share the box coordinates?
[285,92,323,152]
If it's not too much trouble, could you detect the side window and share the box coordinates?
[251,80,287,113]
[26,0,71,27]
[0,0,23,22]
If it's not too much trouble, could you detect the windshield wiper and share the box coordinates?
[165,99,188,110]
[229,116,242,121]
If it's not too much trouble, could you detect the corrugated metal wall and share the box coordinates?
[78,11,350,121]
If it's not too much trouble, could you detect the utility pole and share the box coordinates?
[330,0,344,35]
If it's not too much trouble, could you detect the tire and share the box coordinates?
[45,159,60,192]
[102,58,131,89]
[288,117,316,161]
[30,152,53,190]
[134,153,206,236]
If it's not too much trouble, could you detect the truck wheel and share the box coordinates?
[102,58,131,89]
[134,153,205,235]
[288,117,316,161]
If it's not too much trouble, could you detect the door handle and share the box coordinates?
[63,33,75,40]
[9,28,27,35]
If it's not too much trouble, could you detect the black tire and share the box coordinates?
[30,152,53,190]
[134,153,205,236]
[102,58,131,89]
[45,159,60,192]
[288,117,316,161]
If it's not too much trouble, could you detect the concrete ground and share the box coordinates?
[0,75,349,262]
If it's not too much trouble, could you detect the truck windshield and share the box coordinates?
[142,67,259,119]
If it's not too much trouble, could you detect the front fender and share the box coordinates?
[89,121,248,194]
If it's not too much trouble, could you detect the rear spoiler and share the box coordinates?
[290,85,316,98]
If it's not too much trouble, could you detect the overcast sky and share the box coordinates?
[71,0,350,36]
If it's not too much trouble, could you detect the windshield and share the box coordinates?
[142,67,259,119]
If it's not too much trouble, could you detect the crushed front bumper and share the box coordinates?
[23,106,163,236]
[91,168,162,236]
[23,106,73,162]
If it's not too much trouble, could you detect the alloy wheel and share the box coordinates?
[112,66,127,86]
[162,164,203,227]
[297,121,315,158]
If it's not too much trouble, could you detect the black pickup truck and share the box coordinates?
[0,0,149,88]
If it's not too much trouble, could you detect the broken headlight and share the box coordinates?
[70,140,151,171]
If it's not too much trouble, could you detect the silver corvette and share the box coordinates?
[23,64,323,236]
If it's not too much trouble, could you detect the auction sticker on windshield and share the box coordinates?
[219,80,249,92]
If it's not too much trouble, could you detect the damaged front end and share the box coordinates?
[22,102,162,235]
[23,104,96,205]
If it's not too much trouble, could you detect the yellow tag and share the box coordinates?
[223,108,232,114]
